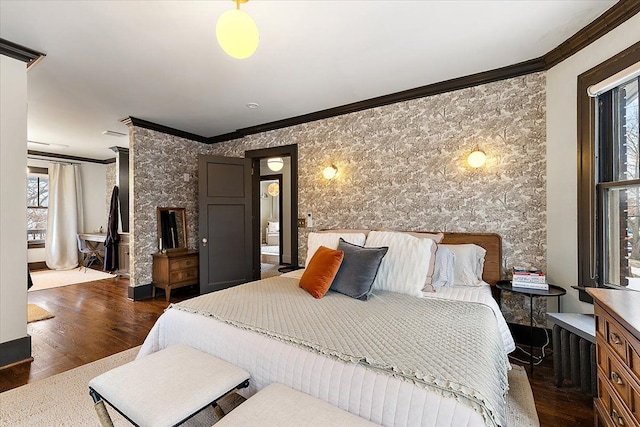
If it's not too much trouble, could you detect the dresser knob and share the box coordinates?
[610,332,622,345]
[611,409,625,426]
[611,371,624,385]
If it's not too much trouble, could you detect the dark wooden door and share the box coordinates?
[198,155,253,294]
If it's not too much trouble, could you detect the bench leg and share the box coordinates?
[211,380,249,420]
[212,402,226,420]
[90,388,114,427]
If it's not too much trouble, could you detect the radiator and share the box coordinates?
[552,324,597,395]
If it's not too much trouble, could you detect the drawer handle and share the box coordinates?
[185,261,192,266]
[610,332,622,345]
[611,409,625,426]
[611,371,624,385]
[610,371,624,386]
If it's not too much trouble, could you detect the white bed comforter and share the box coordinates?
[138,273,514,427]
[425,285,516,354]
[281,269,516,354]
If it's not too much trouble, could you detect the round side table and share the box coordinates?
[496,281,566,375]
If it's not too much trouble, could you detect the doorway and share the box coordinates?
[246,145,298,280]
[260,174,283,265]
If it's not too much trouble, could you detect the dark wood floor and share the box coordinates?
[509,348,594,426]
[0,277,594,426]
[0,276,198,393]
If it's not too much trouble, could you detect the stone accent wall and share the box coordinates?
[131,72,547,326]
[105,162,116,221]
[129,128,216,287]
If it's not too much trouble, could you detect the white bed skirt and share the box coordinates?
[139,309,487,427]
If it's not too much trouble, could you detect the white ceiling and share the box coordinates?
[1,1,616,160]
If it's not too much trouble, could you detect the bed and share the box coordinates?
[139,231,514,427]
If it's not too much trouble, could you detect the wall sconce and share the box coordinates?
[467,150,487,168]
[267,157,284,172]
[267,182,279,197]
[323,165,338,180]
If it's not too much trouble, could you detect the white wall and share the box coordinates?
[0,55,28,344]
[546,14,640,314]
[81,162,108,233]
[26,158,108,263]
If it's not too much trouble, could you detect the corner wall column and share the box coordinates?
[110,146,129,233]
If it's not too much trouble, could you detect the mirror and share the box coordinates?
[157,207,187,252]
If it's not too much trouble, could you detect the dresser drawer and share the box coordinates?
[596,304,631,364]
[598,378,635,427]
[632,382,640,425]
[631,344,640,383]
[170,268,198,283]
[600,345,632,409]
[607,319,629,363]
[170,257,198,271]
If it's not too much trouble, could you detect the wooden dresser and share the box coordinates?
[152,250,199,301]
[589,288,640,427]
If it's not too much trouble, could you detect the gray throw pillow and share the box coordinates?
[330,238,388,300]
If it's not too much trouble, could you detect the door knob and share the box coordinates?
[201,238,208,247]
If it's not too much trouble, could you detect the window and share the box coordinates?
[27,167,48,247]
[578,44,640,297]
[599,76,639,290]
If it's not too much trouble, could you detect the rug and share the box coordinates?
[260,245,279,255]
[0,348,539,426]
[27,304,54,323]
[29,268,116,292]
[507,365,540,427]
[261,263,281,279]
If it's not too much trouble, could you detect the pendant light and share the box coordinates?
[216,0,259,60]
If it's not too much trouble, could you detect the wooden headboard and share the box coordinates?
[440,232,502,285]
[319,229,503,285]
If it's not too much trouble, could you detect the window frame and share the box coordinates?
[27,166,48,249]
[577,42,640,301]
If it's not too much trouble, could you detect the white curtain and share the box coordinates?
[45,163,84,270]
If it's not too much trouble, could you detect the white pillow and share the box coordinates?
[441,244,486,287]
[305,232,366,267]
[432,245,456,289]
[364,231,436,297]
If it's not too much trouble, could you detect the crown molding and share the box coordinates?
[543,0,640,70]
[121,1,638,145]
[28,150,115,164]
[121,116,210,144]
[0,38,46,68]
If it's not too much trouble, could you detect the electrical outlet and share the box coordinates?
[297,218,306,228]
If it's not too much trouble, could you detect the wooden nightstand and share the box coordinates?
[589,288,640,427]
[152,250,199,301]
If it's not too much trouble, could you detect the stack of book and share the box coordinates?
[511,267,548,290]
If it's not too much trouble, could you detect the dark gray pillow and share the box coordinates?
[330,238,388,300]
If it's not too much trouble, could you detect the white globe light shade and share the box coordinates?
[322,165,338,180]
[216,9,259,59]
[267,157,284,172]
[467,151,487,168]
[267,182,279,197]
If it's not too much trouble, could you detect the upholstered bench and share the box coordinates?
[88,344,250,427]
[216,383,380,426]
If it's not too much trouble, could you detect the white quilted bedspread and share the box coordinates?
[170,276,509,427]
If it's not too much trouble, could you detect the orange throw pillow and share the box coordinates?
[299,246,344,299]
